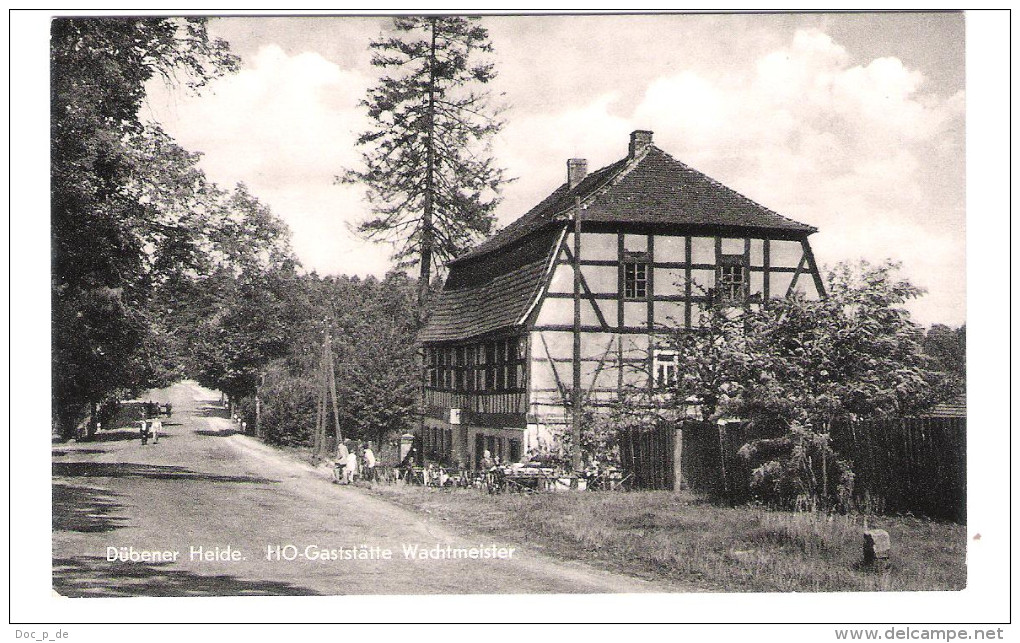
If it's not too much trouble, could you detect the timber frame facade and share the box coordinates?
[418,130,824,469]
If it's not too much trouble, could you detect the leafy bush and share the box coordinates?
[237,370,318,447]
[738,422,854,512]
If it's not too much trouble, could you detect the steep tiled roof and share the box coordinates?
[452,158,626,264]
[451,146,815,265]
[424,137,819,342]
[419,226,562,343]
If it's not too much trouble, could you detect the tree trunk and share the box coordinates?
[255,373,264,438]
[87,400,98,440]
[418,17,438,325]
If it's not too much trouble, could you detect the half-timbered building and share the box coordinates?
[418,130,824,469]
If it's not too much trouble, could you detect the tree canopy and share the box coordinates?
[51,17,241,437]
[662,260,954,432]
[655,259,958,509]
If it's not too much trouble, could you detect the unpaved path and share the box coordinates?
[52,381,667,596]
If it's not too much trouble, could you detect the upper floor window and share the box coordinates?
[426,337,525,393]
[624,261,648,299]
[718,255,746,304]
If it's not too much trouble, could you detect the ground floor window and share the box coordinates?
[654,349,679,388]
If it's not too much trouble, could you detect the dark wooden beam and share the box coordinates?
[750,265,798,273]
[534,324,664,334]
[786,253,808,297]
[684,235,692,328]
[556,258,617,267]
[617,232,625,395]
[545,292,710,304]
[561,244,611,330]
[744,237,752,305]
[571,197,583,475]
[647,233,655,393]
[538,331,568,403]
[801,238,827,297]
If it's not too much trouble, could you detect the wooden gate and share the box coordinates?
[617,424,675,490]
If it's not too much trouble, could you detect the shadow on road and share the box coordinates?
[53,448,108,457]
[53,483,128,533]
[53,557,319,597]
[196,404,230,419]
[83,429,146,443]
[53,462,277,485]
[195,428,239,438]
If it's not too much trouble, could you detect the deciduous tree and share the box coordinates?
[660,260,953,508]
[51,17,237,438]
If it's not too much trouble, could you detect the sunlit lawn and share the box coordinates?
[369,485,966,592]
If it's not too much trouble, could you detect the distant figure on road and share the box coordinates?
[164,402,172,418]
[151,419,162,444]
[363,444,376,483]
[334,440,350,484]
[139,420,151,445]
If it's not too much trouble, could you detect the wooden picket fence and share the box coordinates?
[617,417,967,523]
[830,417,966,523]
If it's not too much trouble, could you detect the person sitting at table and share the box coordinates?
[399,447,417,483]
[479,449,494,471]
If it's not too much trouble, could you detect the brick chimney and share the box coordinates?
[628,130,653,159]
[567,158,588,190]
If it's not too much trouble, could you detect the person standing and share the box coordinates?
[334,440,350,484]
[363,443,377,484]
[480,449,494,471]
[344,445,359,484]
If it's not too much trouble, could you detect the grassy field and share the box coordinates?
[368,484,967,592]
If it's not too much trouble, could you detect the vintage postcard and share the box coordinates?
[11,8,1011,632]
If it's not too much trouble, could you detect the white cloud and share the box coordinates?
[145,44,392,278]
[627,28,965,325]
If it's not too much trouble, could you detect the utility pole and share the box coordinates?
[325,332,343,449]
[571,195,583,477]
[315,328,343,457]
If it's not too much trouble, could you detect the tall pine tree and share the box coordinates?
[341,16,510,316]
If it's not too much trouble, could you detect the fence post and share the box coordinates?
[673,424,684,492]
[718,421,729,501]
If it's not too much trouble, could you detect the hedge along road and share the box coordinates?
[52,380,664,597]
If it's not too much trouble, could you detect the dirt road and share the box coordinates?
[52,381,664,596]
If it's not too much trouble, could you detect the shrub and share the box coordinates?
[242,371,318,447]
[738,422,854,512]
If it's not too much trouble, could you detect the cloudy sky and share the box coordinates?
[144,12,966,327]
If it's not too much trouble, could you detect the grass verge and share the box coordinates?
[367,484,966,592]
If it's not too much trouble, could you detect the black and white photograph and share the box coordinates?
[8,7,1012,633]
